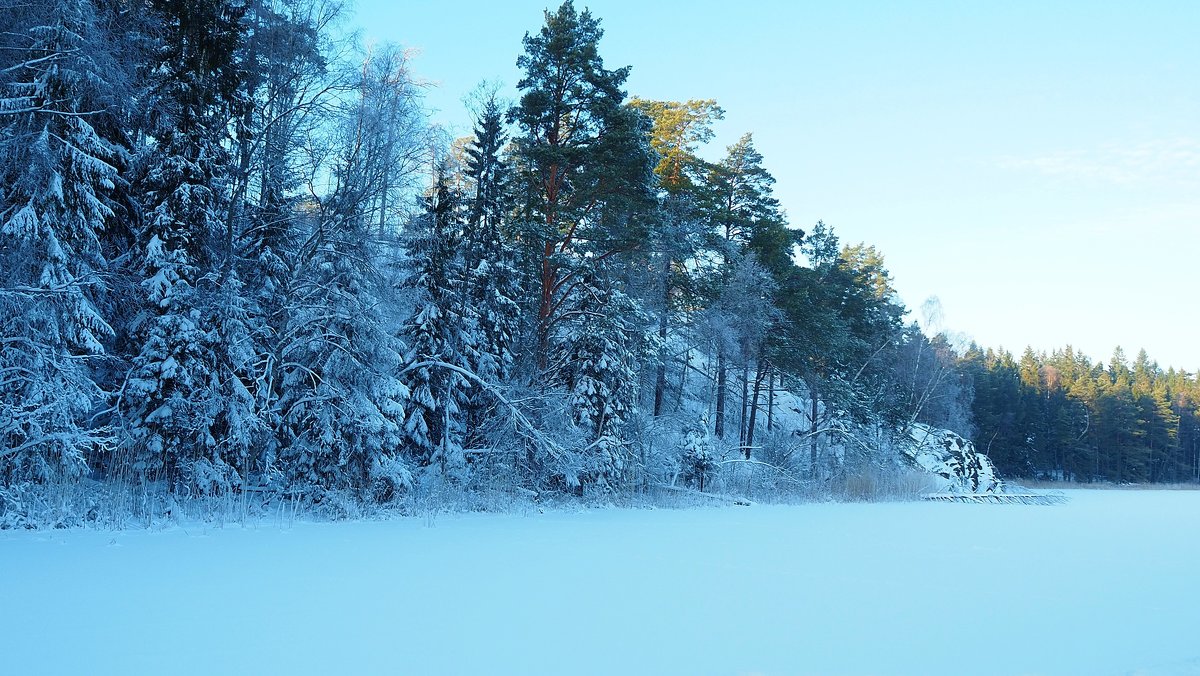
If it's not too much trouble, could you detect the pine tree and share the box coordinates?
[646,195,712,416]
[704,255,778,453]
[627,98,723,194]
[510,0,656,373]
[626,99,724,417]
[704,133,791,263]
[699,133,795,441]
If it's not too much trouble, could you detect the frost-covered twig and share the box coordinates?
[716,458,805,484]
[400,360,564,460]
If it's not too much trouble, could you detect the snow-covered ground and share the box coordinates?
[3,491,1199,676]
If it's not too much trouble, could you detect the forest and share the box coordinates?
[2,0,1198,527]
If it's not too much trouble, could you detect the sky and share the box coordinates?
[351,0,1200,371]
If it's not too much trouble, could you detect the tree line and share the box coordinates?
[1,0,1195,524]
[963,345,1200,484]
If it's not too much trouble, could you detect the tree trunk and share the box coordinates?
[535,165,560,377]
[809,383,820,479]
[714,349,727,439]
[677,341,690,411]
[653,256,671,416]
[535,241,556,376]
[745,360,769,456]
[739,361,749,447]
[223,73,256,282]
[767,369,775,432]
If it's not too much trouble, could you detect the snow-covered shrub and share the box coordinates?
[679,421,718,491]
[509,389,592,494]
[370,454,414,504]
[310,488,366,522]
[751,428,809,475]
[0,476,103,529]
[183,458,241,497]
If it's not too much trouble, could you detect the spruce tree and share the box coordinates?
[271,107,411,498]
[560,274,647,488]
[460,102,523,444]
[231,0,341,481]
[0,0,127,490]
[700,133,794,440]
[120,0,261,488]
[401,174,473,478]
[464,96,511,233]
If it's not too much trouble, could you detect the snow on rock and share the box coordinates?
[903,423,1003,493]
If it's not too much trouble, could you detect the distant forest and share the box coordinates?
[1,0,1196,525]
[964,346,1198,483]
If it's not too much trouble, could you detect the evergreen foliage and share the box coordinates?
[272,141,410,497]
[679,419,717,491]
[120,0,256,488]
[0,0,126,488]
[964,344,1199,483]
[400,173,471,477]
[559,275,647,486]
[1,0,1196,527]
[464,96,510,231]
[459,105,523,447]
[509,0,656,370]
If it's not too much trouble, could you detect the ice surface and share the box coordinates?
[2,490,1198,675]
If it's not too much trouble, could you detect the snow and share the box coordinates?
[3,491,1199,676]
[905,423,1003,494]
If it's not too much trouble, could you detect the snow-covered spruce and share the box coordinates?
[0,0,126,499]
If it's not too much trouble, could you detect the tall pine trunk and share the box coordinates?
[653,257,670,416]
[810,386,820,479]
[715,349,727,438]
[745,359,769,455]
[739,361,750,447]
[766,369,775,432]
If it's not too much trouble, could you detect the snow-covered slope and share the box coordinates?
[903,423,1003,493]
[666,350,1006,495]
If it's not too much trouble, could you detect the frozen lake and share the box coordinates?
[3,490,1199,675]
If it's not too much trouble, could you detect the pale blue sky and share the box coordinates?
[353,0,1199,370]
